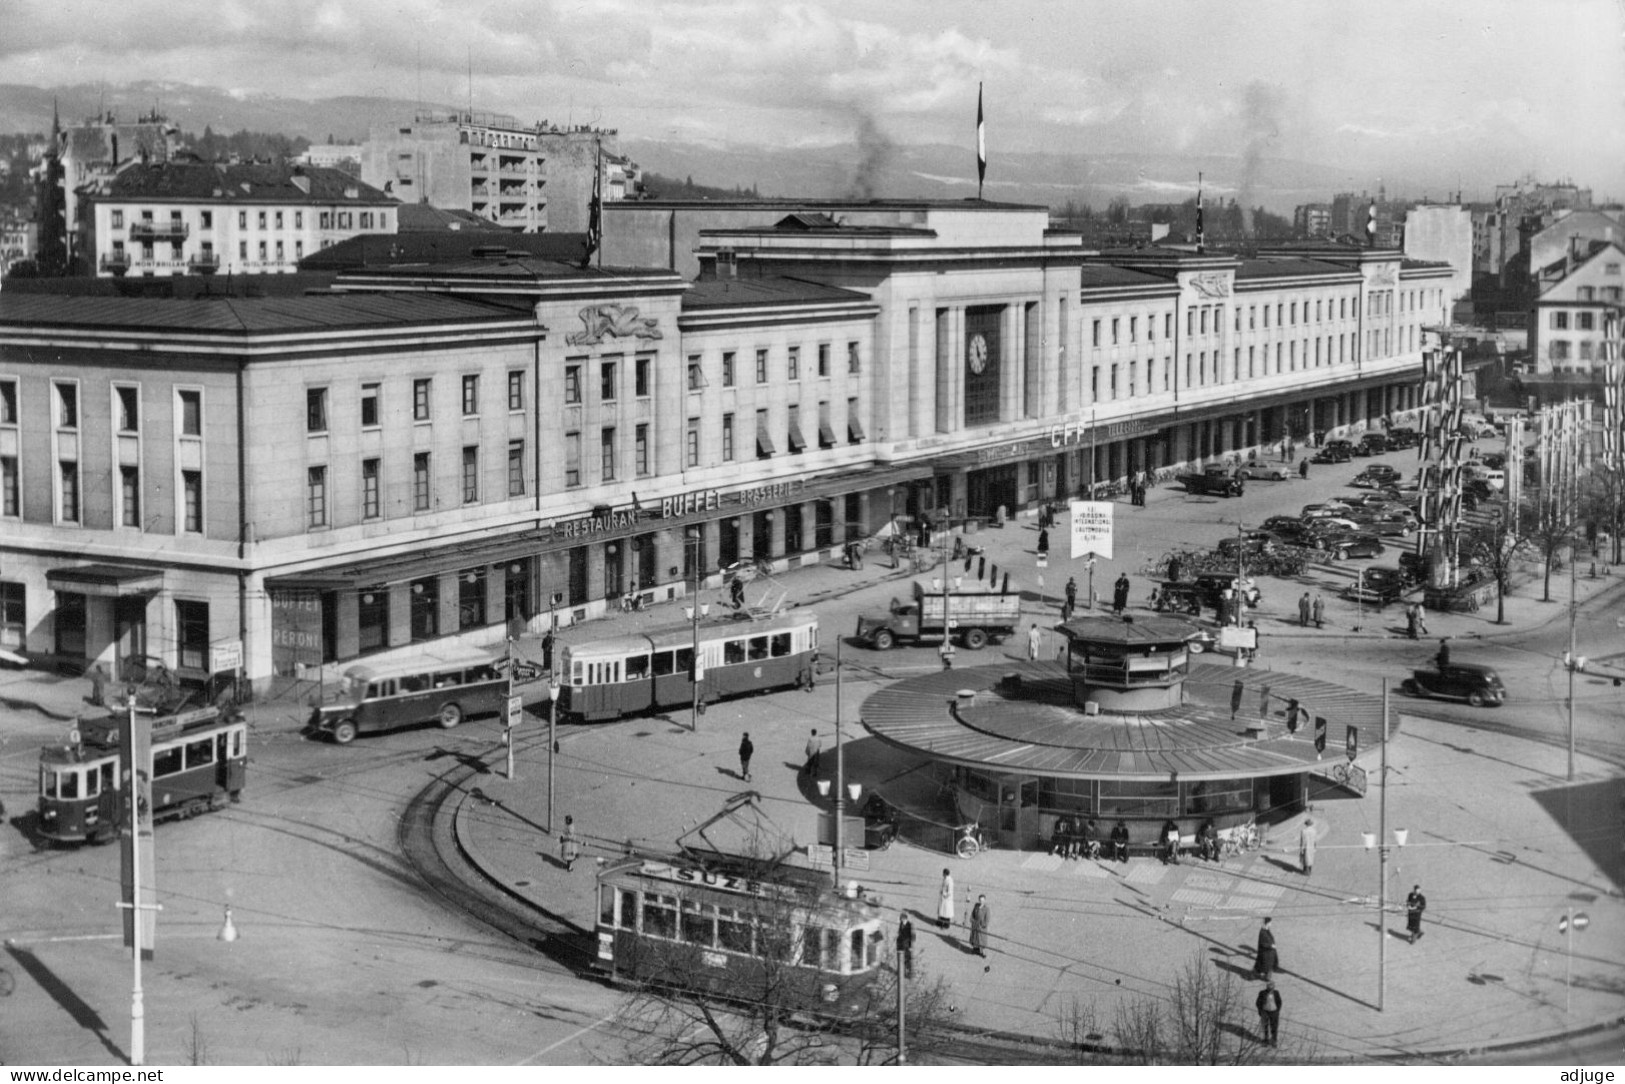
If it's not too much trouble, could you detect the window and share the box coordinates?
[112,210,124,228]
[120,466,140,527]
[817,343,830,377]
[1550,340,1571,361]
[112,385,139,433]
[564,364,582,404]
[175,600,209,671]
[55,383,77,429]
[238,241,247,261]
[258,241,267,261]
[565,432,581,487]
[360,383,380,427]
[788,345,800,380]
[722,351,736,387]
[413,378,431,420]
[600,361,617,402]
[184,471,203,533]
[362,458,381,519]
[0,582,23,650]
[1111,317,1120,345]
[1092,319,1101,347]
[238,211,247,229]
[1091,366,1100,401]
[1129,315,1138,342]
[847,398,864,444]
[292,211,300,229]
[458,568,487,630]
[687,418,701,467]
[1578,312,1595,331]
[1164,314,1172,338]
[721,413,735,461]
[413,452,431,510]
[1551,311,1568,330]
[461,374,480,415]
[687,356,705,391]
[258,211,268,229]
[461,446,479,503]
[1290,302,1297,325]
[0,379,15,424]
[508,440,525,496]
[1199,309,1208,334]
[1110,364,1118,399]
[635,355,651,398]
[1130,360,1139,395]
[306,387,328,433]
[847,342,861,374]
[306,466,327,528]
[1186,310,1194,336]
[409,576,438,641]
[177,389,201,436]
[756,409,772,460]
[600,427,616,481]
[635,424,650,476]
[1,456,16,517]
[755,349,768,383]
[58,461,80,522]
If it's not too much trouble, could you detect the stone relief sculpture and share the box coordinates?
[1190,272,1231,299]
[564,303,663,346]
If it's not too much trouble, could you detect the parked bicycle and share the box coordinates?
[1219,822,1261,859]
[954,821,993,858]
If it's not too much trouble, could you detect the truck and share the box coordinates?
[1176,464,1245,498]
[855,580,1023,651]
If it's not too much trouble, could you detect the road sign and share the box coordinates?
[1036,553,1048,568]
[209,640,243,674]
[505,694,524,727]
[1560,911,1590,933]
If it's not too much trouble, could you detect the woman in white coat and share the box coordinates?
[937,868,955,930]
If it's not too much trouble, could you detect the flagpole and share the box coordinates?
[975,82,986,201]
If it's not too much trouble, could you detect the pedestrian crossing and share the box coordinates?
[1020,850,1290,916]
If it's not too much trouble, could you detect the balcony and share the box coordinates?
[100,252,131,275]
[129,220,190,242]
[188,252,220,275]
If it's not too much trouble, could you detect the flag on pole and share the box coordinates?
[976,82,986,199]
[1196,172,1205,250]
[580,139,602,270]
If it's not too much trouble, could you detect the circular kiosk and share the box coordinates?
[859,613,1395,854]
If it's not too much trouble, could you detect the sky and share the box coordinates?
[3,0,1623,198]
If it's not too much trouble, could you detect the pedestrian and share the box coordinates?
[1405,603,1419,640]
[1252,917,1278,979]
[897,913,916,978]
[1113,573,1130,615]
[1299,816,1317,876]
[802,728,821,776]
[1027,622,1042,661]
[1256,981,1282,1047]
[1160,818,1182,864]
[1037,528,1050,555]
[970,895,991,957]
[1167,555,1183,585]
[1435,638,1450,670]
[730,576,746,610]
[1110,817,1131,862]
[1312,594,1325,629]
[1298,457,1309,480]
[1298,592,1312,627]
[1065,577,1078,614]
[1405,885,1428,943]
[937,869,955,930]
[559,815,580,872]
[1416,599,1429,636]
[738,731,754,782]
[1198,818,1220,862]
[541,628,556,673]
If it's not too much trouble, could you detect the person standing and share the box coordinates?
[970,895,991,957]
[1416,599,1429,636]
[1037,528,1050,555]
[541,628,556,674]
[1298,457,1310,479]
[1252,917,1278,979]
[1256,981,1282,1046]
[1065,577,1078,615]
[801,728,821,777]
[936,869,955,930]
[1299,816,1317,876]
[1113,573,1131,615]
[896,913,917,978]
[1312,594,1325,629]
[1167,555,1183,585]
[559,815,580,872]
[1435,638,1450,670]
[1406,885,1428,943]
[1027,622,1043,661]
[738,731,755,782]
[1298,592,1312,627]
[1405,603,1419,640]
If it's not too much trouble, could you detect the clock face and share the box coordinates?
[967,333,989,374]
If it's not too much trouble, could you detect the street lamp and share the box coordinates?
[687,529,706,731]
[547,677,561,833]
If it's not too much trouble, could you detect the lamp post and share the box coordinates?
[687,529,706,732]
[546,677,561,834]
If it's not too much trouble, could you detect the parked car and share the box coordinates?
[1192,573,1262,608]
[1366,512,1419,538]
[1480,453,1507,471]
[1324,533,1386,560]
[1240,462,1291,481]
[1386,427,1419,450]
[1217,530,1281,558]
[1356,433,1389,456]
[1301,500,1354,518]
[1341,566,1406,605]
[1402,663,1506,708]
[1312,444,1353,464]
[1304,517,1361,537]
[1153,581,1205,615]
[1352,464,1402,487]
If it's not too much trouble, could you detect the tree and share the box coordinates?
[1459,509,1529,623]
[1528,484,1585,601]
[1106,195,1131,225]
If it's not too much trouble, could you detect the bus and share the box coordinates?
[37,705,247,845]
[594,854,888,1019]
[307,646,509,744]
[560,611,818,722]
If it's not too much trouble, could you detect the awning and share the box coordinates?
[818,419,838,447]
[848,412,867,442]
[786,417,807,453]
[46,564,164,598]
[756,414,776,457]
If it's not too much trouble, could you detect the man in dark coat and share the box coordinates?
[1037,528,1050,555]
[1252,917,1279,979]
[801,728,821,776]
[1406,885,1427,943]
[1299,457,1310,479]
[541,629,556,673]
[738,732,754,782]
[1435,639,1450,670]
[1167,555,1183,584]
[1065,577,1078,615]
[1256,982,1282,1046]
[1113,574,1131,615]
[1109,818,1131,862]
[896,913,916,979]
[969,895,991,957]
[1298,593,1312,627]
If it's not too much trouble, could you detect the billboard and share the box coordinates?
[1069,500,1114,560]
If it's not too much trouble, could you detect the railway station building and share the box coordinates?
[0,199,1453,690]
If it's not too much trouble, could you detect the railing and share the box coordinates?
[188,253,220,273]
[99,252,131,273]
[129,220,190,241]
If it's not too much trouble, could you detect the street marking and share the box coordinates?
[515,1009,619,1064]
[1022,853,1064,872]
[1170,888,1225,907]
[1186,873,1237,892]
[1125,864,1168,886]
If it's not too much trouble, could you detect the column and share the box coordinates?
[387,583,412,648]
[935,308,955,434]
[768,509,787,556]
[487,564,508,625]
[335,591,360,660]
[437,572,460,635]
[736,514,755,563]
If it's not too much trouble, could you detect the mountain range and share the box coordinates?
[0,80,1453,214]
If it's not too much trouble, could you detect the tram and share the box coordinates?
[593,854,888,1019]
[37,705,248,845]
[560,610,818,722]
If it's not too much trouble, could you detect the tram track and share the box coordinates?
[1398,705,1625,770]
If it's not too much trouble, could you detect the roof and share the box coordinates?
[300,229,590,271]
[682,275,874,310]
[1232,257,1353,281]
[1057,614,1202,646]
[100,161,396,206]
[1078,264,1173,289]
[0,290,529,335]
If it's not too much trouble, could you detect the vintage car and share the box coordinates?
[1322,533,1386,561]
[1401,663,1506,708]
[1356,433,1390,456]
[1351,464,1402,488]
[1192,573,1262,608]
[1311,444,1353,464]
[1153,581,1205,615]
[1239,462,1291,481]
[1340,566,1406,606]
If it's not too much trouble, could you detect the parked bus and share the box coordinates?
[560,611,818,722]
[37,705,247,845]
[594,854,888,1019]
[307,646,508,744]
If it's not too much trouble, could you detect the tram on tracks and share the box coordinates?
[593,853,888,1018]
[559,610,818,722]
[36,705,247,845]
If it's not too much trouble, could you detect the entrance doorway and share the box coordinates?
[966,464,1020,520]
[114,595,148,675]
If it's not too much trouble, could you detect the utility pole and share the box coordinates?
[1378,677,1389,1012]
[897,940,908,1065]
[833,638,845,886]
[1568,466,1578,782]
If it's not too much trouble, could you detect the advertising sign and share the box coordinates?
[1069,500,1114,560]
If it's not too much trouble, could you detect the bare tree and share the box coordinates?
[1459,510,1529,624]
[1528,485,1585,601]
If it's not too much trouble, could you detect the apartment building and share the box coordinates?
[1528,241,1625,374]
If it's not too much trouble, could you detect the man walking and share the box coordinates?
[541,628,556,674]
[1416,599,1429,636]
[970,895,991,957]
[801,728,821,777]
[738,731,754,782]
[1298,592,1312,627]
[1065,577,1078,618]
[1406,602,1419,640]
[1252,917,1278,979]
[1113,573,1131,615]
[559,815,580,872]
[1027,622,1043,661]
[1037,527,1050,555]
[1256,981,1282,1046]
[1298,457,1310,480]
[896,912,916,979]
[1312,594,1325,629]
[1406,885,1428,943]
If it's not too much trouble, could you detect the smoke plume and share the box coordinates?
[846,110,895,201]
[1238,82,1283,234]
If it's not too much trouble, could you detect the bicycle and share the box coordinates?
[954,821,993,858]
[1219,822,1260,859]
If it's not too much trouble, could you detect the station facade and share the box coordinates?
[0,199,1454,688]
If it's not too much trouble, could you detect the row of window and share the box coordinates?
[679,401,864,470]
[1549,307,1619,330]
[308,373,529,433]
[1088,332,1369,401]
[12,459,204,531]
[1088,289,1441,350]
[3,380,203,436]
[1546,340,1611,362]
[306,440,529,528]
[108,208,386,232]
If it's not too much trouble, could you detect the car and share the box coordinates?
[1192,573,1262,608]
[1153,581,1205,615]
[1479,453,1507,471]
[1366,513,1418,538]
[1340,566,1406,605]
[1304,515,1360,534]
[1301,500,1354,518]
[1352,465,1401,487]
[1324,533,1386,560]
[1356,433,1389,456]
[1239,462,1291,481]
[1386,427,1419,449]
[1311,445,1353,464]
[1402,663,1506,708]
[1217,530,1281,558]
